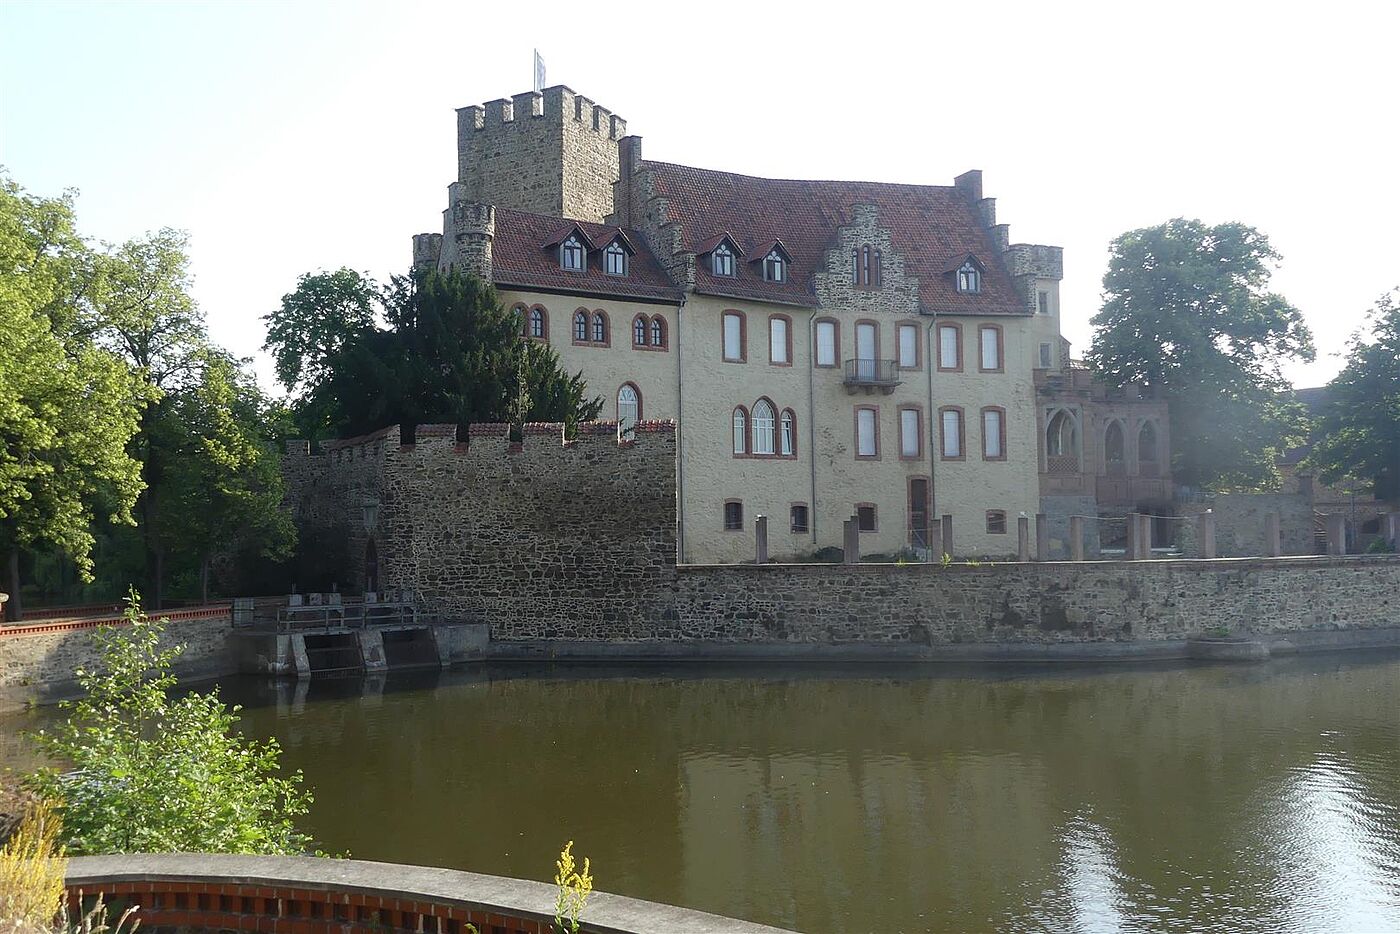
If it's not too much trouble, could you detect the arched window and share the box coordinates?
[528,307,547,340]
[732,407,748,455]
[1139,422,1158,463]
[1105,421,1126,474]
[573,310,588,342]
[957,260,981,293]
[591,312,607,344]
[712,243,735,277]
[862,246,871,286]
[650,317,665,347]
[752,399,776,455]
[872,250,882,288]
[780,409,796,457]
[561,235,585,271]
[633,315,647,346]
[1138,422,1159,476]
[1046,409,1079,460]
[604,241,628,276]
[617,384,640,434]
[763,250,786,283]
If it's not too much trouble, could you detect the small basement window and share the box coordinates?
[724,501,744,531]
[986,510,1007,534]
[857,504,877,532]
[790,504,809,533]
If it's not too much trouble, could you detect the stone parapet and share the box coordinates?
[66,853,788,934]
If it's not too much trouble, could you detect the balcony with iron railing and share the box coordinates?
[843,358,901,394]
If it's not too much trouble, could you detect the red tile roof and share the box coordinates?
[491,208,683,303]
[644,161,1027,315]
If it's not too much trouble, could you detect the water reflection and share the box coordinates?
[5,655,1400,933]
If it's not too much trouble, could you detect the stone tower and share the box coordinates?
[454,85,626,223]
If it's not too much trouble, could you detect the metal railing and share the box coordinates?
[843,358,900,389]
[243,591,435,633]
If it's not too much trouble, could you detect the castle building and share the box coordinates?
[412,85,1169,563]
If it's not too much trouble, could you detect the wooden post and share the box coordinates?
[1017,515,1031,562]
[1326,513,1346,556]
[843,518,860,565]
[928,521,944,563]
[1264,510,1281,558]
[1138,514,1153,559]
[1199,510,1216,558]
[941,514,953,559]
[755,515,768,564]
[1035,513,1049,561]
[1070,516,1085,562]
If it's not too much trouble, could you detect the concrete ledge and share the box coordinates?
[1187,638,1270,661]
[484,628,1400,664]
[66,853,791,934]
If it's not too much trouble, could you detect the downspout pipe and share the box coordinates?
[676,296,688,564]
[808,311,819,548]
[926,317,938,560]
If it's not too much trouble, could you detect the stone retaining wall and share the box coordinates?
[0,610,233,710]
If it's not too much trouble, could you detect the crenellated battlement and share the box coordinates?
[452,85,624,223]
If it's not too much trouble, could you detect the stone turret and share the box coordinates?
[454,85,625,222]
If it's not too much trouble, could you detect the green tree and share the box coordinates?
[27,592,313,855]
[0,174,147,619]
[1087,219,1315,490]
[292,267,601,438]
[1309,290,1400,502]
[162,350,296,600]
[90,229,210,608]
[262,267,379,398]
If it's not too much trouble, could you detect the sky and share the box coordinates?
[2,0,1397,392]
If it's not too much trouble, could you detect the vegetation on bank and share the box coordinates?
[24,593,313,856]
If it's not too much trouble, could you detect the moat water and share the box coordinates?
[6,653,1400,933]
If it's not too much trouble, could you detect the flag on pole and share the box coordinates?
[533,50,546,93]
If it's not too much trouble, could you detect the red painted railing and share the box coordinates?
[0,605,230,638]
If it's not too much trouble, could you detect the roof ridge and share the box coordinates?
[641,159,960,192]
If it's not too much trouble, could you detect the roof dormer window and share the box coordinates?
[957,260,981,294]
[712,243,735,277]
[762,250,786,283]
[561,235,585,272]
[604,241,628,277]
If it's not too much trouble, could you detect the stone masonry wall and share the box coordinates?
[1177,492,1315,558]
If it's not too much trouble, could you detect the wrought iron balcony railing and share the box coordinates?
[843,358,900,393]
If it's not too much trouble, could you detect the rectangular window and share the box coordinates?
[815,320,837,366]
[770,317,790,364]
[941,409,962,459]
[986,510,1007,534]
[723,312,744,362]
[979,326,1001,371]
[983,408,1004,459]
[1039,342,1052,369]
[938,325,960,370]
[857,504,877,532]
[900,408,921,458]
[897,323,919,369]
[724,501,743,531]
[790,504,809,533]
[1038,290,1050,315]
[856,407,878,458]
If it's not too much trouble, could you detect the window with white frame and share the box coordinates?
[938,325,960,369]
[856,408,878,458]
[979,326,1001,371]
[815,320,837,366]
[591,312,607,343]
[752,400,776,455]
[941,409,962,458]
[723,312,744,361]
[732,408,748,454]
[633,316,647,346]
[617,384,639,433]
[763,250,786,283]
[900,408,921,458]
[528,307,546,339]
[604,241,628,276]
[712,243,735,277]
[780,410,795,456]
[573,311,588,342]
[561,235,585,271]
[770,316,790,364]
[957,260,981,293]
[983,408,1004,459]
[650,317,665,347]
[897,324,919,369]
